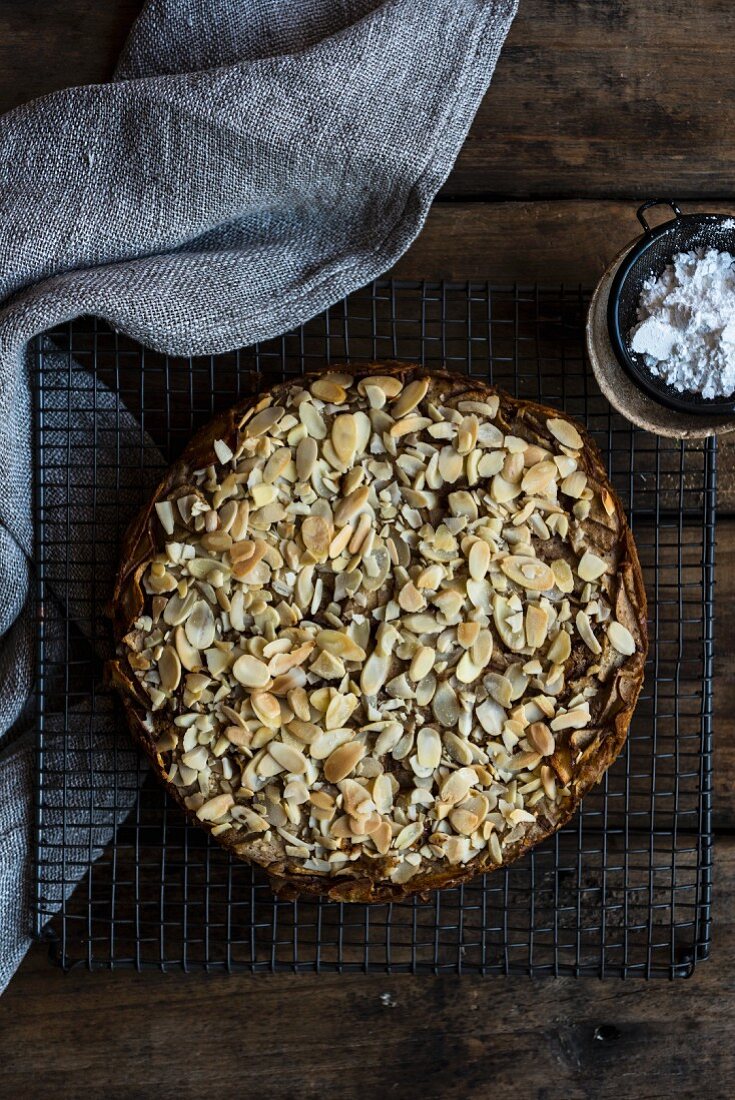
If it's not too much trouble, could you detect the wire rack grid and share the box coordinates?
[33,281,715,978]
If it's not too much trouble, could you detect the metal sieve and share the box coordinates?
[607,200,735,414]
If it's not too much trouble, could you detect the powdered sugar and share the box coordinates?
[628,248,735,399]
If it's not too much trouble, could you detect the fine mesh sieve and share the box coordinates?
[607,200,735,414]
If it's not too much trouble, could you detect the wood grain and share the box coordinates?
[3,2,735,202]
[1,836,733,1098]
[448,0,735,199]
[0,2,142,112]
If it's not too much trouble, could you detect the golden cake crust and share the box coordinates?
[108,363,647,902]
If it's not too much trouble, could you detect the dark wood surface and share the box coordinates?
[2,3,735,1097]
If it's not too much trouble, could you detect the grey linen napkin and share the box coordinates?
[0,0,518,990]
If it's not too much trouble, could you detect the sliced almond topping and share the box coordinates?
[607,620,636,656]
[197,793,234,822]
[323,740,365,783]
[155,500,175,535]
[576,610,602,654]
[311,378,347,403]
[525,604,549,649]
[500,555,554,592]
[546,629,571,665]
[125,369,632,885]
[417,727,442,770]
[245,406,285,438]
[546,417,583,451]
[334,485,370,526]
[316,630,366,663]
[157,645,181,692]
[577,550,607,582]
[269,741,308,774]
[301,515,332,557]
[392,377,429,418]
[526,722,555,757]
[468,539,490,581]
[332,413,358,465]
[409,645,436,682]
[232,653,270,688]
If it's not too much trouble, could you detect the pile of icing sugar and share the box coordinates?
[628,247,735,399]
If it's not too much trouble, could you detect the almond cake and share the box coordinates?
[108,364,647,901]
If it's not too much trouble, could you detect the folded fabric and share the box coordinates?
[0,0,518,992]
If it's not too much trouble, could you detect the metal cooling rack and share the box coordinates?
[33,282,715,977]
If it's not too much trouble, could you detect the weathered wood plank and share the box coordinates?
[4,2,735,202]
[0,2,142,112]
[1,836,733,1098]
[449,0,735,199]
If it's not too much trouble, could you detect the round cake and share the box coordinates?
[108,364,647,901]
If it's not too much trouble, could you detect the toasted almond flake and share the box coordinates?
[440,766,476,805]
[438,446,464,483]
[551,558,575,593]
[521,460,557,495]
[561,470,587,499]
[409,645,436,682]
[156,644,181,693]
[457,622,480,649]
[395,821,424,850]
[155,500,175,535]
[269,741,308,774]
[334,485,370,526]
[392,377,429,418]
[311,378,347,403]
[197,793,234,822]
[550,707,590,731]
[546,629,571,665]
[213,438,234,464]
[246,406,285,438]
[456,651,481,684]
[547,417,583,451]
[361,374,403,398]
[332,413,358,464]
[360,652,391,696]
[184,600,216,649]
[468,539,490,581]
[301,515,332,556]
[525,604,549,649]
[417,727,442,770]
[251,691,282,729]
[323,741,365,783]
[577,550,607,582]
[316,630,366,663]
[607,620,636,656]
[526,722,555,756]
[295,436,318,481]
[576,609,602,654]
[500,555,555,592]
[232,653,270,688]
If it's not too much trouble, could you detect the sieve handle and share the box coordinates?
[636,199,683,235]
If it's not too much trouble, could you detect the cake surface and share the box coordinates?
[108,364,647,901]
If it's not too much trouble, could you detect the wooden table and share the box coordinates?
[2,3,734,1096]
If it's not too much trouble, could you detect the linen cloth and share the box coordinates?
[0,0,518,990]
